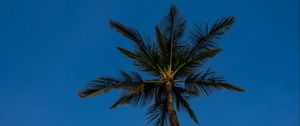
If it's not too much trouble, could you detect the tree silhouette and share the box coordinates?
[79,5,245,126]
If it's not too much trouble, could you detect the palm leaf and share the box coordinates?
[146,101,169,126]
[156,5,186,72]
[78,77,120,98]
[188,16,234,56]
[171,16,234,78]
[173,86,199,124]
[173,48,222,78]
[110,82,160,108]
[185,69,245,96]
[111,21,164,76]
[79,71,146,98]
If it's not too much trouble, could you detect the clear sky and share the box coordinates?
[0,0,299,126]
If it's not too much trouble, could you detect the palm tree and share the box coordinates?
[78,5,245,126]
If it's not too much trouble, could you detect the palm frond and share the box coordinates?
[156,5,186,72]
[188,16,234,55]
[185,69,245,96]
[171,16,234,78]
[155,26,169,68]
[110,20,153,59]
[111,21,164,76]
[173,48,222,78]
[146,101,169,126]
[144,83,170,126]
[117,46,163,77]
[173,87,199,124]
[79,71,149,98]
[159,5,186,46]
[110,82,160,109]
[110,21,144,45]
[78,77,120,98]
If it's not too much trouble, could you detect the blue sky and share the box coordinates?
[0,0,299,126]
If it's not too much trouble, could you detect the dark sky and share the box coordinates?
[0,0,299,126]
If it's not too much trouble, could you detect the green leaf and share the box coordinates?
[185,69,245,96]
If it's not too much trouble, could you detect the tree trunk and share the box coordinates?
[166,81,179,126]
